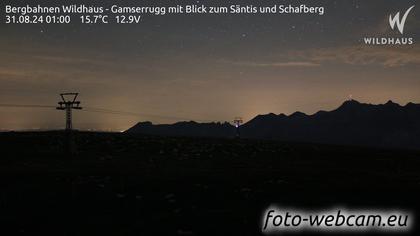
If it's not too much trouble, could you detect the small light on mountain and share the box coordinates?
[233,117,243,138]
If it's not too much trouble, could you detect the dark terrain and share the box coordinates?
[0,131,420,235]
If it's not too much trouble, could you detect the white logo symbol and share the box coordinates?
[389,5,415,34]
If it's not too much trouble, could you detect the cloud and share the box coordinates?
[31,55,112,67]
[287,45,420,67]
[221,44,420,69]
[222,60,320,67]
[0,67,29,77]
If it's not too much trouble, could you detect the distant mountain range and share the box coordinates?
[126,100,420,149]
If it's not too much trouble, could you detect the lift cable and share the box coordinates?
[0,103,56,108]
[0,103,216,123]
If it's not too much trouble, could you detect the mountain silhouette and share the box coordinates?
[126,100,420,149]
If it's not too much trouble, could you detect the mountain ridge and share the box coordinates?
[126,100,420,149]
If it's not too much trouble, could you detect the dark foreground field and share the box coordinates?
[0,131,419,235]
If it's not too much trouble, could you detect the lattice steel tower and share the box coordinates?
[56,93,82,131]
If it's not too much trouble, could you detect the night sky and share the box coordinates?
[0,0,419,131]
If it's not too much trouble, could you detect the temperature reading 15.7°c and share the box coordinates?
[80,15,109,24]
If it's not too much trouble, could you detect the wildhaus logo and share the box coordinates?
[389,5,415,34]
[364,5,415,45]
